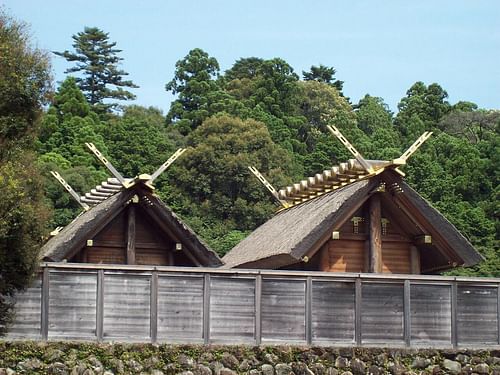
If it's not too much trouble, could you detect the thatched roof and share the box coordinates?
[397,179,483,267]
[223,178,376,269]
[223,170,482,270]
[42,183,223,267]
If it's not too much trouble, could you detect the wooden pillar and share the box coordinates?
[410,245,421,274]
[369,194,382,273]
[363,240,370,273]
[126,204,136,265]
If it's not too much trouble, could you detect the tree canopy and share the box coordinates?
[0,11,52,334]
[54,27,138,113]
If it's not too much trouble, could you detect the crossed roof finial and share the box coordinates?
[250,126,433,211]
[51,144,186,212]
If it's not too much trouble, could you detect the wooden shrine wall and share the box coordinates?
[316,199,416,274]
[70,206,191,266]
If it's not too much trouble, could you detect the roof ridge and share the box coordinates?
[276,158,396,210]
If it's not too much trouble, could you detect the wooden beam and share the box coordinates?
[410,245,421,274]
[369,194,382,273]
[126,205,136,265]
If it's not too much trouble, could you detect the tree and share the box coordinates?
[0,11,51,335]
[38,77,107,168]
[103,105,178,178]
[0,12,51,158]
[165,48,222,134]
[303,64,344,93]
[355,95,400,160]
[355,95,393,135]
[439,108,500,143]
[54,27,137,112]
[38,78,108,227]
[395,82,451,139]
[296,80,361,174]
[162,115,295,255]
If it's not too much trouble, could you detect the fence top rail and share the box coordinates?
[40,262,500,284]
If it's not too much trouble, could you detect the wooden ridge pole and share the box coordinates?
[126,204,136,265]
[369,194,382,273]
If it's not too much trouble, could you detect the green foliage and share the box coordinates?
[0,156,49,335]
[0,11,52,335]
[0,11,51,158]
[302,64,344,93]
[162,115,295,256]
[103,105,178,178]
[396,81,451,139]
[38,77,108,227]
[54,26,138,112]
[165,48,222,134]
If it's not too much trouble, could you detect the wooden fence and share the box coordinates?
[5,263,500,348]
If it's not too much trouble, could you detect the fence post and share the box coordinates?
[150,271,158,344]
[404,280,411,347]
[96,269,104,342]
[451,281,458,348]
[497,284,500,345]
[355,277,362,345]
[203,273,211,344]
[40,266,50,341]
[255,274,262,345]
[306,277,313,345]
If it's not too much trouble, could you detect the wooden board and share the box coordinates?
[457,285,498,344]
[410,284,451,344]
[311,281,355,343]
[48,271,97,340]
[361,283,404,343]
[87,246,126,264]
[210,277,255,343]
[135,247,170,266]
[382,242,411,274]
[94,210,126,243]
[157,275,204,341]
[7,277,42,339]
[102,273,150,340]
[323,240,365,273]
[261,279,306,342]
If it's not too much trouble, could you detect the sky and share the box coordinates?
[2,1,499,114]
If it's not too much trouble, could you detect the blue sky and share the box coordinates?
[2,1,499,113]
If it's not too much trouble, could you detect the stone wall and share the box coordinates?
[0,342,499,375]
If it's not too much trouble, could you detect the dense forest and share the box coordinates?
[1,10,499,312]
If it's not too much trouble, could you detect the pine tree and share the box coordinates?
[54,27,138,112]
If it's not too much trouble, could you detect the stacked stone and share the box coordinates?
[1,344,500,375]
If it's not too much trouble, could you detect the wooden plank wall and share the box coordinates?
[261,279,306,343]
[157,275,203,342]
[6,266,500,348]
[457,285,499,344]
[102,273,151,340]
[361,283,404,344]
[48,271,97,340]
[411,284,452,344]
[210,276,256,343]
[312,281,355,343]
[7,277,42,339]
[323,240,364,273]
